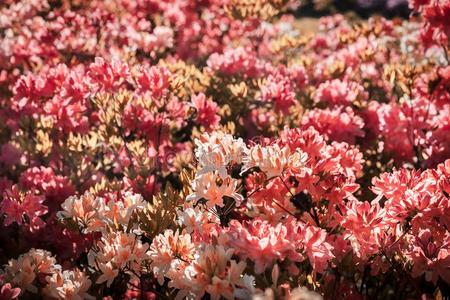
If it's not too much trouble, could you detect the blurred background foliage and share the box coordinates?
[297,0,409,18]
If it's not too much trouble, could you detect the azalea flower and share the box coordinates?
[96,263,119,287]
[191,93,220,130]
[225,218,304,274]
[242,144,290,178]
[44,269,93,300]
[195,132,247,178]
[0,185,47,232]
[187,172,243,208]
[149,230,195,281]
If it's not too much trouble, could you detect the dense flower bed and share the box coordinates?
[0,0,449,299]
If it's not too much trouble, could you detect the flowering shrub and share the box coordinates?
[0,0,449,299]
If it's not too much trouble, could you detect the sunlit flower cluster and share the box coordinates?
[2,249,92,299]
[88,232,150,288]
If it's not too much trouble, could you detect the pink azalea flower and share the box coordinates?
[1,185,47,232]
[191,93,220,130]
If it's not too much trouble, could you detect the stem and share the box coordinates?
[279,175,320,226]
[278,175,295,198]
[245,174,300,220]
[311,206,321,227]
[359,266,368,294]
[271,198,297,218]
[332,269,340,300]
[443,46,449,65]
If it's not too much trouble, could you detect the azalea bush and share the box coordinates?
[0,0,449,299]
